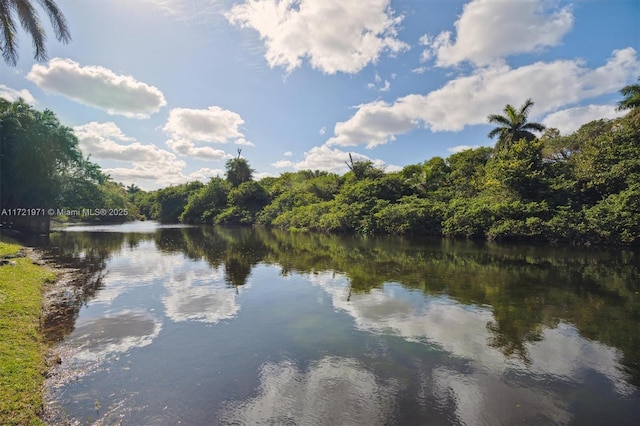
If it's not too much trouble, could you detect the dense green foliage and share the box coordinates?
[3,88,638,245]
[137,98,640,245]
[0,99,138,224]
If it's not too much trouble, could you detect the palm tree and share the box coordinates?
[487,99,545,151]
[0,0,71,66]
[616,78,640,111]
[225,149,254,187]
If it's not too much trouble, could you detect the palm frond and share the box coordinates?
[522,122,546,132]
[518,98,534,118]
[487,114,511,126]
[14,0,46,61]
[37,0,70,42]
[0,1,19,65]
[487,127,504,139]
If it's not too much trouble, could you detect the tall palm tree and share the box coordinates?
[0,0,71,66]
[487,98,545,151]
[225,149,254,187]
[616,78,640,111]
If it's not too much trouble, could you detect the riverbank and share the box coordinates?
[0,242,55,425]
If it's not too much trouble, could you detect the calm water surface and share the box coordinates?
[39,222,639,425]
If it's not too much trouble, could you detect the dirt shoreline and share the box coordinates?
[28,248,95,425]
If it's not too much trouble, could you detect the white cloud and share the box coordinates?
[284,151,293,156]
[543,104,627,135]
[326,100,418,148]
[74,122,176,162]
[26,58,166,118]
[103,163,223,190]
[163,106,246,143]
[422,0,573,67]
[73,122,224,189]
[166,139,229,160]
[234,137,255,146]
[448,144,482,153]
[255,171,278,180]
[411,66,427,74]
[0,85,36,104]
[163,106,249,159]
[226,0,409,74]
[327,48,640,147]
[272,159,294,168]
[292,144,396,173]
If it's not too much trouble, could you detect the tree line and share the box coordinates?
[138,81,640,246]
[0,98,138,224]
[1,78,639,244]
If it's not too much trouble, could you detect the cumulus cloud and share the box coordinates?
[543,104,627,135]
[74,122,176,162]
[272,159,294,168]
[0,85,36,104]
[327,100,418,148]
[292,144,399,173]
[164,106,245,143]
[284,151,293,157]
[166,139,229,160]
[163,106,250,159]
[73,121,223,189]
[225,0,408,74]
[102,164,223,190]
[327,48,640,147]
[422,0,573,67]
[26,58,167,118]
[235,137,255,146]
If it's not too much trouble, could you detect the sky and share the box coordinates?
[1,0,639,190]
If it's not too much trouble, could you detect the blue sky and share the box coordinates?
[2,0,639,190]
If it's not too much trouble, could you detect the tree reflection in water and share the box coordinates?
[37,224,640,387]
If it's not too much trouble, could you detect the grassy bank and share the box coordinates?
[0,242,55,425]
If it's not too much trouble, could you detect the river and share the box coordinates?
[37,222,639,425]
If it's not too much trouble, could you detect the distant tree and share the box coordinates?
[0,0,71,66]
[616,77,640,111]
[126,183,141,194]
[225,149,254,187]
[488,99,545,151]
[345,153,384,181]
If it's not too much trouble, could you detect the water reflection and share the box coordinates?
[66,310,162,363]
[33,223,639,424]
[163,263,242,323]
[220,357,398,425]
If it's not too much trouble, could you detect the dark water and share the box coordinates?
[37,222,639,425]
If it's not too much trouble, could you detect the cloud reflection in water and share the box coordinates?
[162,265,243,324]
[220,356,397,425]
[306,271,633,425]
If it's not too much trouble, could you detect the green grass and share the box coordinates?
[0,242,21,257]
[0,242,55,425]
